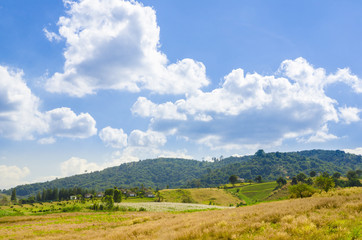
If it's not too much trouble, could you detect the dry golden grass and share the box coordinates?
[0,187,361,240]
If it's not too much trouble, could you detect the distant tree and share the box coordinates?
[291,177,298,185]
[315,175,335,192]
[255,149,266,157]
[332,172,341,179]
[347,170,358,180]
[105,188,114,197]
[305,178,314,185]
[255,175,262,183]
[296,173,307,183]
[309,171,317,177]
[11,188,17,202]
[229,175,238,186]
[113,189,122,203]
[346,170,362,187]
[322,172,330,178]
[289,183,316,198]
[0,196,9,206]
[36,192,41,202]
[102,195,114,210]
[356,169,362,177]
[276,177,287,187]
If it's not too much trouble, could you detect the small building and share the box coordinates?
[236,177,245,183]
[127,192,137,197]
[84,193,93,199]
[70,195,77,200]
[96,192,104,198]
[145,192,155,198]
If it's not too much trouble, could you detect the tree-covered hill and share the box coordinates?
[4,150,361,197]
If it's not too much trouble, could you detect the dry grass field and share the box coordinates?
[0,187,361,240]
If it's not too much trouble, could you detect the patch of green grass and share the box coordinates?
[226,182,278,204]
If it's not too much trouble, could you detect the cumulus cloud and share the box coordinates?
[0,165,30,189]
[343,147,362,155]
[338,106,361,124]
[44,107,97,138]
[37,137,56,144]
[43,28,61,42]
[0,65,97,141]
[0,66,47,140]
[45,0,208,97]
[132,58,362,149]
[61,157,102,176]
[128,129,166,147]
[60,154,139,177]
[99,126,128,148]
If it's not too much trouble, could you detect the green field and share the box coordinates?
[160,188,240,206]
[226,182,278,204]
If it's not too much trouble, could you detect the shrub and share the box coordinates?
[289,183,316,198]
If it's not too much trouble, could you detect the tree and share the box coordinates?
[11,188,17,202]
[229,175,238,186]
[113,189,122,203]
[315,175,335,192]
[289,183,316,198]
[105,188,114,197]
[332,172,341,179]
[291,177,298,185]
[255,175,262,183]
[309,171,316,177]
[102,195,114,210]
[255,149,266,157]
[296,173,307,183]
[276,177,287,187]
[347,170,358,180]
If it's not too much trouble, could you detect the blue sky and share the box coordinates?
[1,0,362,189]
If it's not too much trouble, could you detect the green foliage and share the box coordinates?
[3,150,361,197]
[113,189,122,203]
[289,183,317,198]
[102,195,114,210]
[11,189,16,202]
[229,175,238,185]
[276,177,287,186]
[315,175,335,192]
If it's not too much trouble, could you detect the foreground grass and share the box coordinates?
[0,187,361,239]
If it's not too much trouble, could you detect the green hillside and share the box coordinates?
[226,182,278,204]
[3,149,361,197]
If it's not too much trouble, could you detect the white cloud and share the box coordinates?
[128,129,166,147]
[0,65,97,141]
[43,28,61,42]
[0,165,30,189]
[99,126,128,148]
[338,106,361,124]
[37,137,56,144]
[131,97,187,120]
[44,107,97,138]
[305,125,338,143]
[60,154,139,177]
[343,147,362,155]
[45,0,208,97]
[0,66,47,140]
[61,157,102,176]
[133,58,362,150]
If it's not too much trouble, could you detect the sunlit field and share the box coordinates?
[0,187,361,240]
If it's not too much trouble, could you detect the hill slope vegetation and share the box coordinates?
[5,149,361,197]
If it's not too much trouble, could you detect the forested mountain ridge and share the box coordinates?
[4,150,361,197]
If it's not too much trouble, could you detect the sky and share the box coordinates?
[1,0,362,189]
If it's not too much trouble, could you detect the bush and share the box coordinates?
[289,183,317,198]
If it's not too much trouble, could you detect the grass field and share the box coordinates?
[160,188,241,206]
[226,182,278,204]
[0,187,360,239]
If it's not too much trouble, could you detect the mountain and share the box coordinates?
[4,150,361,197]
